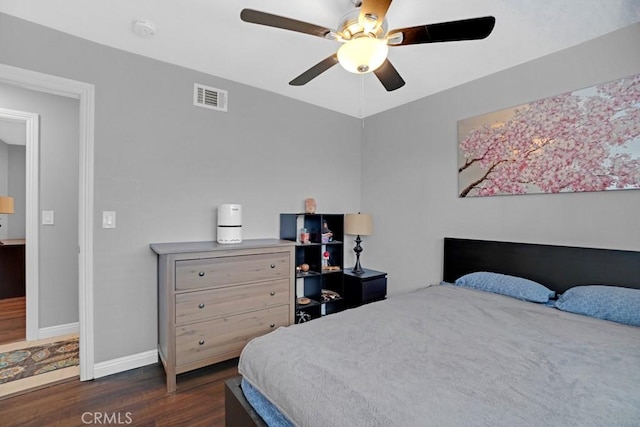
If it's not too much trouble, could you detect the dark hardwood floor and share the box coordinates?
[0,296,25,345]
[0,358,239,426]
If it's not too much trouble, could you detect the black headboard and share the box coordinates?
[443,238,640,294]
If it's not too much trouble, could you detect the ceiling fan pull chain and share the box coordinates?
[360,75,365,123]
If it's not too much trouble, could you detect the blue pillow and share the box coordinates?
[454,272,555,303]
[554,285,640,326]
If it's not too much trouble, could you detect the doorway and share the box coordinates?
[0,63,95,381]
[0,109,38,345]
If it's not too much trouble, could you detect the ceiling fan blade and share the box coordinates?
[373,59,405,91]
[240,9,332,39]
[289,54,340,86]
[388,16,496,46]
[359,0,393,31]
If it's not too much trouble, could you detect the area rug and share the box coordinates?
[0,338,79,384]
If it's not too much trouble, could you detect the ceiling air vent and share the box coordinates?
[194,83,227,112]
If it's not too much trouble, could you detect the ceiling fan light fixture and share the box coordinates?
[338,8,388,40]
[337,37,388,74]
[240,6,496,91]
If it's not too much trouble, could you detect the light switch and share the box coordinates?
[102,211,116,229]
[42,210,55,225]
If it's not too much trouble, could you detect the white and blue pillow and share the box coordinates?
[454,271,555,303]
[554,285,640,327]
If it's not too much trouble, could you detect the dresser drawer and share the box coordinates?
[175,305,289,366]
[175,278,290,324]
[175,252,290,290]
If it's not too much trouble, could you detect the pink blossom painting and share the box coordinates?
[458,73,640,197]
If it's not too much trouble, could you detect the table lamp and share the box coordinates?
[344,213,373,275]
[0,196,15,229]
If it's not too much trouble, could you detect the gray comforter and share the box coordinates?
[239,284,640,426]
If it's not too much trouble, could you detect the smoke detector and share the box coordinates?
[132,19,156,37]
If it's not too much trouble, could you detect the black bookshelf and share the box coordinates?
[280,213,344,323]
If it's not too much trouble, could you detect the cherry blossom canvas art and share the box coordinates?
[458,73,640,197]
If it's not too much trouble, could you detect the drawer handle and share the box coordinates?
[269,323,275,328]
[270,264,276,269]
[269,291,275,296]
[198,271,205,277]
[198,303,205,309]
[198,340,205,345]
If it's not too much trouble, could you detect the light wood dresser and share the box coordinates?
[150,239,295,392]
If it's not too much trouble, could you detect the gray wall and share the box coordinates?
[0,140,25,239]
[0,140,6,239]
[7,144,26,239]
[0,83,79,326]
[0,13,363,363]
[362,23,640,295]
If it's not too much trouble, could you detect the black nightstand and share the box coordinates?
[343,268,387,308]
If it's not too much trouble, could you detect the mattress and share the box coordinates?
[239,284,640,426]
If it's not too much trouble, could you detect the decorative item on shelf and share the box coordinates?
[296,310,312,323]
[299,227,310,244]
[297,297,311,305]
[321,250,340,271]
[304,198,316,214]
[321,289,340,302]
[0,196,15,229]
[298,263,310,274]
[321,220,333,243]
[345,212,373,275]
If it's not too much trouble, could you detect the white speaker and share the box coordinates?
[217,204,242,244]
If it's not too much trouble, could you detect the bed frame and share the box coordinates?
[225,376,268,427]
[443,237,640,293]
[225,237,640,426]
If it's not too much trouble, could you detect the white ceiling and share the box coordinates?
[1,1,639,118]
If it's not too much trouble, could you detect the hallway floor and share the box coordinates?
[0,296,25,345]
[0,298,79,400]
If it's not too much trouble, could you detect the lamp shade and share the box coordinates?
[345,213,373,236]
[337,37,388,74]
[0,196,14,214]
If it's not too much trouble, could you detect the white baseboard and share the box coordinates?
[39,322,80,339]
[37,322,158,379]
[93,350,158,379]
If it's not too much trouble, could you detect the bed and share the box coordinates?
[225,238,640,426]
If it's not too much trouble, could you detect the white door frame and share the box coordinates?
[0,63,95,381]
[0,107,40,342]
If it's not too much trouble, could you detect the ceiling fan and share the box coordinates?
[240,0,496,92]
